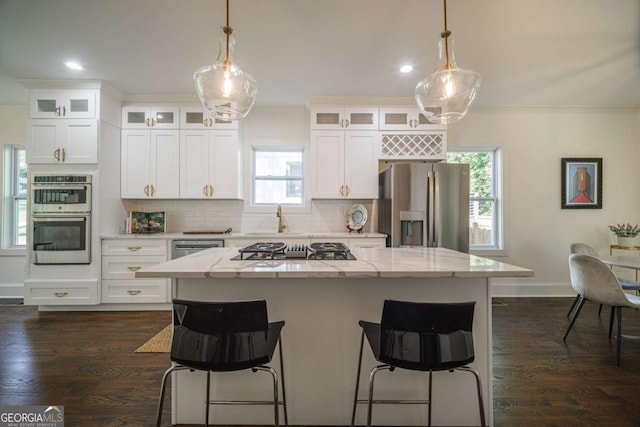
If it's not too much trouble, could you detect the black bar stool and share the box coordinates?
[350,300,486,427]
[156,299,288,426]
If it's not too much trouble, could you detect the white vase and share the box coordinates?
[617,236,638,247]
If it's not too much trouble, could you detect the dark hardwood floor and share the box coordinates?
[0,298,639,426]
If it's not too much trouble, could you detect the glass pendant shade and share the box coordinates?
[194,28,257,121]
[415,35,481,124]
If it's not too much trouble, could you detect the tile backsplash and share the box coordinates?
[121,199,377,234]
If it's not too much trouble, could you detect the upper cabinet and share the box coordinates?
[179,129,242,199]
[28,119,98,164]
[311,131,378,199]
[30,89,96,119]
[378,107,446,131]
[121,129,180,199]
[179,104,238,130]
[122,105,180,129]
[310,106,378,131]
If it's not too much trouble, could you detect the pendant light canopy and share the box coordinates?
[194,0,257,121]
[415,0,480,124]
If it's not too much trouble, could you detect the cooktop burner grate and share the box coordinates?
[232,242,356,261]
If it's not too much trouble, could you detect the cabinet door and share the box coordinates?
[180,130,210,198]
[121,130,152,198]
[344,131,378,199]
[30,90,96,119]
[150,106,180,129]
[310,107,346,130]
[28,120,59,163]
[122,106,151,129]
[311,131,345,199]
[150,130,180,198]
[63,119,98,163]
[210,130,242,199]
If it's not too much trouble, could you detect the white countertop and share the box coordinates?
[135,246,533,279]
[102,232,387,240]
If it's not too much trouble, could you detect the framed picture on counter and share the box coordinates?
[129,211,166,233]
[561,157,602,209]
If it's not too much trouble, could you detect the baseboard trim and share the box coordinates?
[492,281,574,297]
[0,283,24,298]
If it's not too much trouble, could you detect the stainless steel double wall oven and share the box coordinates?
[31,174,92,264]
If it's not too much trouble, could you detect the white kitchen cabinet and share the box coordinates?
[378,107,446,131]
[180,129,242,199]
[311,131,378,199]
[179,104,238,130]
[122,105,180,129]
[101,239,170,303]
[28,119,98,164]
[30,89,96,119]
[121,129,180,198]
[310,106,378,130]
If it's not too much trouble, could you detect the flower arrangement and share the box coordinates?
[608,223,640,237]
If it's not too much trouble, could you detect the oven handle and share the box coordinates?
[32,184,89,192]
[32,214,90,222]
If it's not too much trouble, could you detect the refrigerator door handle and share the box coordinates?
[432,170,439,247]
[427,170,435,247]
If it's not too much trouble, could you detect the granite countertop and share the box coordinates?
[102,232,387,239]
[135,246,534,279]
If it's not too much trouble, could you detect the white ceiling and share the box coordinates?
[0,0,638,108]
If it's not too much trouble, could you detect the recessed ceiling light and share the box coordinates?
[65,61,83,71]
[400,65,413,73]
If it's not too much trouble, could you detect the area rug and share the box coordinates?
[135,324,172,353]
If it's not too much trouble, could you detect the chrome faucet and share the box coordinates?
[277,204,286,233]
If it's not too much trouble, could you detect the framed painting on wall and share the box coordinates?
[561,157,602,209]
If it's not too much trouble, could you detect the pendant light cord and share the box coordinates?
[441,0,452,70]
[223,0,233,69]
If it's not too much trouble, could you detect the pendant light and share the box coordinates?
[193,0,257,121]
[415,0,480,124]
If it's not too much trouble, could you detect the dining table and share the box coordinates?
[598,254,640,283]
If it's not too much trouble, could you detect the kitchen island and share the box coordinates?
[137,246,533,426]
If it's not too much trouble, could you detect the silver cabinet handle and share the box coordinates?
[54,292,68,297]
[127,266,142,271]
[127,246,142,252]
[53,148,60,161]
[127,290,141,295]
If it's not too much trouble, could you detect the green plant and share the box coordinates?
[608,223,640,237]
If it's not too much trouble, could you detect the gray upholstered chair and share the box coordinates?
[567,243,600,317]
[563,254,640,366]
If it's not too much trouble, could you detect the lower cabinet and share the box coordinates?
[101,238,170,303]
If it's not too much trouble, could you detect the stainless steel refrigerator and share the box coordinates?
[378,162,470,252]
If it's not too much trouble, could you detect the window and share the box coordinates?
[4,146,27,247]
[253,148,304,205]
[447,148,502,251]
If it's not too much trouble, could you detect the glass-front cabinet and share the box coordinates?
[29,90,96,119]
[379,107,446,131]
[310,106,378,130]
[121,105,180,129]
[179,104,238,130]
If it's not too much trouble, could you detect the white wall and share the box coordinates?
[449,106,640,296]
[0,105,28,297]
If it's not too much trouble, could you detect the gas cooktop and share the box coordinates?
[231,242,356,261]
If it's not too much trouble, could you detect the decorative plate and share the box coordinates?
[346,204,368,232]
